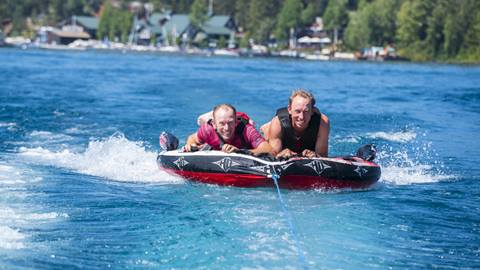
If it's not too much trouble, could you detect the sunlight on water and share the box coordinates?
[18,133,184,184]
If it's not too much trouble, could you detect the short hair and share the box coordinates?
[289,89,316,107]
[212,103,236,119]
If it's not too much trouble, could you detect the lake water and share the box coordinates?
[1,48,479,269]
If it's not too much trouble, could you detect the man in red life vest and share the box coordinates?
[262,89,330,159]
[183,104,272,155]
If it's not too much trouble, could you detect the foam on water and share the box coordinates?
[335,130,418,144]
[0,122,17,132]
[0,163,67,250]
[18,133,183,184]
[336,129,453,185]
[366,131,417,143]
[0,122,17,128]
[377,149,454,185]
[27,130,75,144]
[334,135,360,144]
[0,226,26,250]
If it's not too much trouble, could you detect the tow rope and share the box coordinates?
[269,167,308,270]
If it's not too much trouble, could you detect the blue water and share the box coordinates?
[1,48,479,269]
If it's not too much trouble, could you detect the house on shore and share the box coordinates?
[191,15,236,47]
[133,12,236,48]
[63,16,99,39]
[37,26,90,45]
[147,13,190,46]
[296,17,331,50]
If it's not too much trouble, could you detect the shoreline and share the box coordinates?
[2,42,478,65]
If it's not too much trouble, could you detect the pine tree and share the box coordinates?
[396,0,435,60]
[234,0,250,32]
[344,5,371,49]
[97,2,113,40]
[323,0,348,31]
[460,2,480,61]
[190,0,208,27]
[275,0,303,42]
[247,0,278,43]
[426,0,449,57]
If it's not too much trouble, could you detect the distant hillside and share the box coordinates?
[1,0,479,63]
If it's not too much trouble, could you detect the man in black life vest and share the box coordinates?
[263,89,330,159]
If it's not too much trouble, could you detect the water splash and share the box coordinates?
[0,226,26,250]
[366,131,417,143]
[377,148,454,185]
[334,135,360,144]
[336,128,453,185]
[18,133,183,184]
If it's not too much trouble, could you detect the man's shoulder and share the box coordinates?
[198,122,215,137]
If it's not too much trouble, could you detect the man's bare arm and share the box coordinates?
[183,133,200,152]
[267,116,283,156]
[315,114,330,157]
[250,141,272,155]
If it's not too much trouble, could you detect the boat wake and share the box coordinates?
[0,163,68,250]
[17,133,183,184]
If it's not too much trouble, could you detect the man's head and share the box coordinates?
[212,104,237,142]
[288,89,316,132]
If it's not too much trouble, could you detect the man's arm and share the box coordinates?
[250,141,272,155]
[260,121,271,140]
[267,116,283,156]
[183,132,201,152]
[268,116,298,158]
[315,114,330,157]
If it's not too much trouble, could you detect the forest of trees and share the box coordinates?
[1,0,479,63]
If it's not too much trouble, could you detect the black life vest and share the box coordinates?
[276,107,320,153]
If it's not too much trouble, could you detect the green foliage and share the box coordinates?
[255,18,276,44]
[443,0,477,57]
[239,32,251,48]
[395,0,480,62]
[323,0,348,30]
[275,0,303,41]
[345,0,399,49]
[459,2,480,62]
[247,0,280,43]
[3,0,480,63]
[301,3,317,25]
[425,0,449,57]
[396,0,434,59]
[344,9,370,49]
[189,0,207,27]
[234,0,250,31]
[97,2,132,43]
[218,35,226,48]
